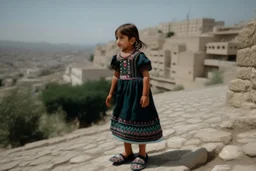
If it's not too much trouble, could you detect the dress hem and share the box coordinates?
[112,134,165,144]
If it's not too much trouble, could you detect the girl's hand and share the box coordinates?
[106,94,112,107]
[140,95,149,108]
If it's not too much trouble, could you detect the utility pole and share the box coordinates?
[186,7,191,37]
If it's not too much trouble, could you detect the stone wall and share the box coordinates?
[226,21,256,108]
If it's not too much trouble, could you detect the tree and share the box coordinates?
[89,54,94,62]
[166,31,175,38]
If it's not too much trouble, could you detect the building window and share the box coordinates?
[230,47,232,49]
[217,46,220,49]
[172,63,176,65]
[222,46,225,49]
[234,46,237,49]
[172,71,176,74]
[212,46,215,49]
[173,52,177,55]
[208,46,211,49]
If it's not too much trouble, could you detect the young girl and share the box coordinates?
[105,23,163,171]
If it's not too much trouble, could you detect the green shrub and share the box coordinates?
[172,84,184,91]
[38,108,73,138]
[166,31,175,38]
[41,79,112,127]
[205,70,223,86]
[0,89,45,147]
[89,54,94,62]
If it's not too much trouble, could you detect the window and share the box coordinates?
[172,71,176,74]
[173,52,177,55]
[222,46,225,49]
[172,63,176,65]
[217,46,220,49]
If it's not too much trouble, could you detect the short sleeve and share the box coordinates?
[137,53,152,72]
[110,55,120,71]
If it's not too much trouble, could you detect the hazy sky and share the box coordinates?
[0,0,255,45]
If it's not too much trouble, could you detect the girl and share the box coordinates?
[105,23,163,171]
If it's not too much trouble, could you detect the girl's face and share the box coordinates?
[115,32,135,50]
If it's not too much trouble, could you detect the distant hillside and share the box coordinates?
[0,40,96,77]
[0,40,95,54]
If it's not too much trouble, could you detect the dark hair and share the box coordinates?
[115,23,147,50]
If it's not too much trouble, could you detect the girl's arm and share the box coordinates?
[108,71,120,96]
[142,70,150,97]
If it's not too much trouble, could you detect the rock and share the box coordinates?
[184,139,201,146]
[173,123,207,135]
[236,67,251,80]
[163,129,176,137]
[0,161,21,171]
[69,155,92,164]
[237,22,256,49]
[231,165,256,171]
[250,45,256,66]
[228,79,251,92]
[219,145,243,161]
[242,142,256,157]
[237,47,252,66]
[52,152,79,165]
[167,137,187,149]
[236,130,256,144]
[202,143,225,154]
[147,140,167,153]
[219,121,234,129]
[28,164,54,171]
[157,166,189,171]
[226,91,251,108]
[211,165,231,171]
[179,148,208,169]
[194,128,232,144]
[251,67,256,89]
[29,156,53,166]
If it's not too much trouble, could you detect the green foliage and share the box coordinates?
[89,54,94,62]
[41,79,112,127]
[38,108,73,138]
[166,31,175,38]
[0,89,45,147]
[205,70,224,86]
[172,85,184,91]
[0,79,2,87]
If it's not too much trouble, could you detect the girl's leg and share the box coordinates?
[123,142,133,156]
[139,144,147,157]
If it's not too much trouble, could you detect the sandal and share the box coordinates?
[109,153,135,165]
[130,154,149,171]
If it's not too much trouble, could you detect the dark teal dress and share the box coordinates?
[110,50,163,144]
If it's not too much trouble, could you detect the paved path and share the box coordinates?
[1,85,256,171]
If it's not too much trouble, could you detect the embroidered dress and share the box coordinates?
[110,50,163,144]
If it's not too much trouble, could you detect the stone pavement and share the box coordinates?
[1,85,256,171]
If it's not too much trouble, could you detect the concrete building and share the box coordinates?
[157,18,224,36]
[91,18,243,90]
[63,66,113,86]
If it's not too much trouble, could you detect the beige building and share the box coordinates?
[157,18,224,36]
[63,65,112,86]
[92,18,243,90]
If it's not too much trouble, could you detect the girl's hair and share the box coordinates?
[115,23,147,50]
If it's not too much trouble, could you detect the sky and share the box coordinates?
[0,0,255,45]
